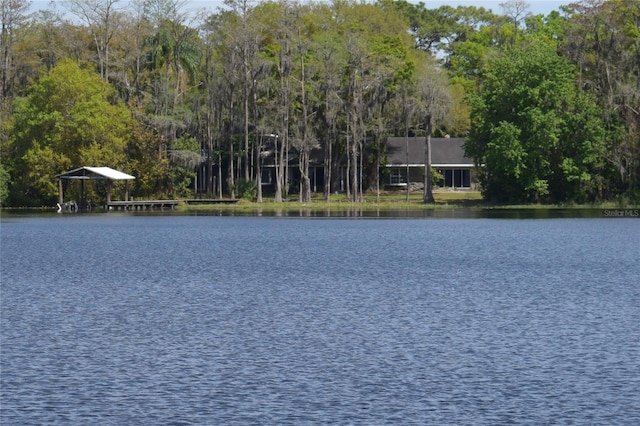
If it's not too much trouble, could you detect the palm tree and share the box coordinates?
[144,20,201,111]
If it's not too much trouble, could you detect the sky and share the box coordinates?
[28,0,575,17]
[427,0,573,15]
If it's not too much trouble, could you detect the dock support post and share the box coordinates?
[58,179,63,205]
[106,181,112,204]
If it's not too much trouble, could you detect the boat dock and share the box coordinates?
[107,199,239,210]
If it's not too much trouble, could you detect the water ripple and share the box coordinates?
[2,216,639,424]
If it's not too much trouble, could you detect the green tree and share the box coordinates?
[1,0,31,99]
[417,66,453,203]
[7,59,134,205]
[0,162,10,205]
[305,15,346,200]
[466,42,607,203]
[561,0,640,198]
[62,0,124,82]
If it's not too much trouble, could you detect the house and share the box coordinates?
[258,135,474,194]
[209,135,475,196]
[383,136,474,189]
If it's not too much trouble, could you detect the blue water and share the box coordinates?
[1,214,639,425]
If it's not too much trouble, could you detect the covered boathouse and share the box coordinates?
[56,166,135,211]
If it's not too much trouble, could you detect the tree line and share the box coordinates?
[1,0,638,206]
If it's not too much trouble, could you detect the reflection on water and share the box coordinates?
[108,207,615,219]
[1,206,626,219]
[1,215,639,424]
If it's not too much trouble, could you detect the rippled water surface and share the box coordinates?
[2,214,639,425]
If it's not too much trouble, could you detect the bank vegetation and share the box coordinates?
[1,0,638,207]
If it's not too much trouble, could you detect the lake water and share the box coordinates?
[1,213,639,425]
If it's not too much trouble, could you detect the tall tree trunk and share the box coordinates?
[274,133,281,201]
[243,84,250,182]
[298,48,311,203]
[423,114,435,203]
[350,134,358,202]
[284,138,290,198]
[358,137,363,202]
[275,101,287,203]
[376,131,381,204]
[206,94,215,196]
[349,73,359,202]
[323,123,333,201]
[229,137,235,199]
[299,151,311,202]
[275,29,291,203]
[256,136,263,203]
[345,130,351,200]
[405,133,410,202]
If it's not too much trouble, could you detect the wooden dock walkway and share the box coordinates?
[107,199,239,211]
[183,199,240,205]
[107,200,179,210]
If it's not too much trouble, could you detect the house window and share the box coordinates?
[261,168,272,185]
[442,169,470,188]
[462,169,471,187]
[389,168,407,185]
[444,169,453,187]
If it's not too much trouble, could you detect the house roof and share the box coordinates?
[56,166,135,180]
[385,137,472,167]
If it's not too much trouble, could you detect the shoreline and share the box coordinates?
[2,191,636,214]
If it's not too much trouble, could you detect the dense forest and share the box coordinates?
[1,0,638,206]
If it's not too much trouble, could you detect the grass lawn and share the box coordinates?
[180,190,485,212]
[177,189,635,213]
